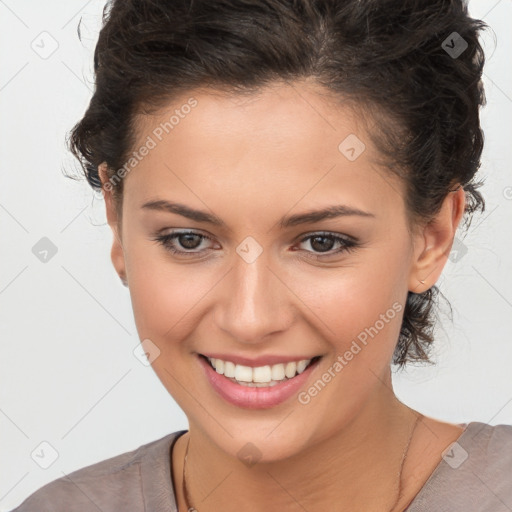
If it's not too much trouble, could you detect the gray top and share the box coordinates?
[10,422,512,511]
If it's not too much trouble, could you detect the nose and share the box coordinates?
[213,252,294,344]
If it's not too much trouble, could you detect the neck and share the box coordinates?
[174,389,422,512]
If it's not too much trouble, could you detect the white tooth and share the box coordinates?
[214,359,224,374]
[271,363,286,381]
[253,365,272,383]
[284,362,298,378]
[236,380,281,387]
[212,357,312,382]
[251,381,272,387]
[296,359,311,374]
[224,361,236,378]
[234,364,253,382]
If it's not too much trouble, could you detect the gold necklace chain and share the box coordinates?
[181,413,422,512]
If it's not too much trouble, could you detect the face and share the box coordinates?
[100,80,456,461]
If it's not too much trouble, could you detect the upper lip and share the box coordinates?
[199,352,322,367]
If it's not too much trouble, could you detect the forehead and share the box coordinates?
[134,81,365,160]
[123,82,405,222]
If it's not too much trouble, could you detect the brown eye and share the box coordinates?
[176,232,203,250]
[297,232,359,258]
[309,235,335,253]
[153,230,215,257]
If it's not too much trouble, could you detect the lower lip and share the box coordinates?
[198,355,321,409]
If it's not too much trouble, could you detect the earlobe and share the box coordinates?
[408,186,465,294]
[98,162,128,287]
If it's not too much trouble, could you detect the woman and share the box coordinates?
[11,0,512,511]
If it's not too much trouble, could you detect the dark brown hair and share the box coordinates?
[67,0,488,369]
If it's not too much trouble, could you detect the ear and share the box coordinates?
[98,163,128,287]
[408,185,466,293]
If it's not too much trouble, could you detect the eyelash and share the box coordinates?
[152,230,359,259]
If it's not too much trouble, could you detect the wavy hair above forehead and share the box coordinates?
[67,0,488,368]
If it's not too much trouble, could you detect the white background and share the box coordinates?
[1,0,511,509]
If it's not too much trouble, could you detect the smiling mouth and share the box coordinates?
[199,354,322,387]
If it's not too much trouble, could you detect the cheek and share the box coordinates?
[124,244,215,342]
[291,253,407,363]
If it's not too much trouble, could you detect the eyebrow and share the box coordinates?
[140,199,375,228]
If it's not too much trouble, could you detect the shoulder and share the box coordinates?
[10,430,185,512]
[455,422,512,479]
[408,422,512,511]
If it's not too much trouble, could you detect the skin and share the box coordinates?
[99,80,467,511]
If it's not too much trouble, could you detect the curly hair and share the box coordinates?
[67,0,488,369]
